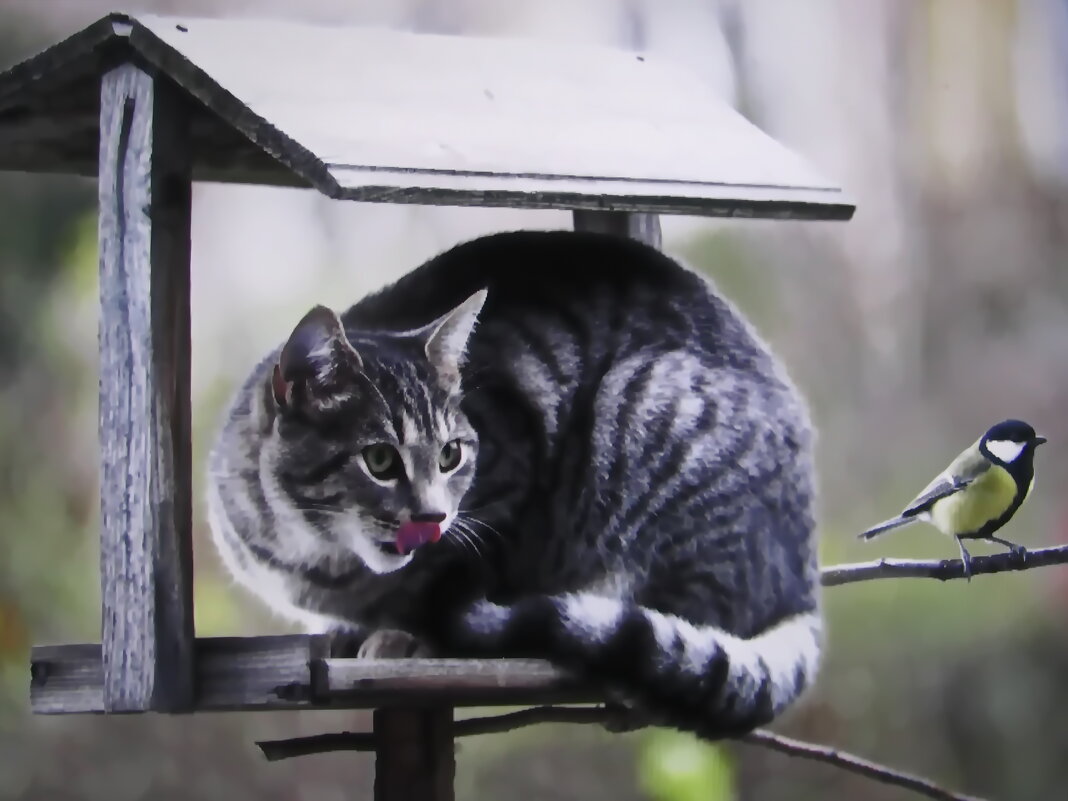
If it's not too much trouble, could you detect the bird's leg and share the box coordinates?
[955,536,973,581]
[986,535,1027,561]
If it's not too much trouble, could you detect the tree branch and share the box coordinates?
[739,729,984,801]
[257,706,986,800]
[820,543,1068,586]
[257,706,609,761]
[255,545,1068,787]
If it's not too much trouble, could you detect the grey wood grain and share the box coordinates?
[374,708,455,801]
[320,658,601,707]
[30,644,104,714]
[573,210,662,249]
[30,638,604,714]
[0,13,855,220]
[98,63,194,713]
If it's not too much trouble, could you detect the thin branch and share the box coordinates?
[453,704,608,736]
[257,706,986,800]
[257,706,607,761]
[255,544,1068,780]
[739,729,984,801]
[259,731,375,761]
[821,543,1068,586]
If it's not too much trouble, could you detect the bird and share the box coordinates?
[858,419,1047,578]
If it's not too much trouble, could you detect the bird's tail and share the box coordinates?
[444,593,822,739]
[857,514,915,540]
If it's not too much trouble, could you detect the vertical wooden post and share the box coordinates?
[98,63,194,712]
[572,209,662,249]
[373,707,455,801]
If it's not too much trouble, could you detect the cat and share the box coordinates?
[207,229,821,739]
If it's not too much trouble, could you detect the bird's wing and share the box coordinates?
[900,446,991,517]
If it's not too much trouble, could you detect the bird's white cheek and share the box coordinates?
[987,439,1025,463]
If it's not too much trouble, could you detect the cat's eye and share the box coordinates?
[439,441,462,472]
[362,443,402,480]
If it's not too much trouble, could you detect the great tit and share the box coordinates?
[858,419,1046,577]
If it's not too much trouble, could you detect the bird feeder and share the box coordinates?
[0,13,853,800]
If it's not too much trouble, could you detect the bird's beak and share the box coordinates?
[1034,436,1048,446]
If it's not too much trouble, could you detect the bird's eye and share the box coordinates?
[362,444,403,480]
[439,440,462,473]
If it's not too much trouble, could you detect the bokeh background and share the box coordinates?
[2,1,1067,799]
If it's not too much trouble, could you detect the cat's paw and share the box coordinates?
[356,629,433,659]
[326,628,366,658]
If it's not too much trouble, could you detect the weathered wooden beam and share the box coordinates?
[98,63,194,713]
[374,707,455,801]
[320,657,599,707]
[29,637,603,714]
[572,209,662,249]
[32,637,319,714]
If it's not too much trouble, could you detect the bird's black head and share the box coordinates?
[979,419,1047,466]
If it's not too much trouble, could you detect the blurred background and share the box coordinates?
[1,0,1067,799]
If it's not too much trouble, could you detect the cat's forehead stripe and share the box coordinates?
[400,411,420,447]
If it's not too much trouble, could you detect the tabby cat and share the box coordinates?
[207,230,821,738]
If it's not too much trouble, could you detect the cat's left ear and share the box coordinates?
[273,305,363,416]
[423,290,487,386]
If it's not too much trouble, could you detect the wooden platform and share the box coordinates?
[0,13,856,798]
[30,635,601,714]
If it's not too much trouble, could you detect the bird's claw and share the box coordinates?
[955,537,973,581]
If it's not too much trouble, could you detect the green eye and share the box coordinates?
[362,444,402,480]
[439,440,462,472]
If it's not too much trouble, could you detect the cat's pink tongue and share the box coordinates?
[395,521,441,555]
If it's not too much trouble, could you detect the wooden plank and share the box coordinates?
[98,63,194,713]
[197,635,326,710]
[30,644,104,715]
[573,210,662,249]
[137,16,836,186]
[326,167,852,219]
[30,638,604,714]
[374,707,455,801]
[320,658,601,708]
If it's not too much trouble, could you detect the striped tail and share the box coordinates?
[857,514,915,540]
[445,593,822,739]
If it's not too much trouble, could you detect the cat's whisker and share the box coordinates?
[446,527,477,560]
[460,520,490,551]
[460,513,503,542]
[448,520,485,561]
[449,521,481,558]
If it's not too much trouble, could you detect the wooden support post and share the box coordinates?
[98,63,194,712]
[373,707,455,801]
[572,209,662,249]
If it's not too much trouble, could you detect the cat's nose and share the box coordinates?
[411,512,446,524]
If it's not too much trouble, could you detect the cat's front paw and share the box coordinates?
[326,628,366,658]
[357,629,434,659]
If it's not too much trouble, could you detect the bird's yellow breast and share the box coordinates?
[930,465,1019,537]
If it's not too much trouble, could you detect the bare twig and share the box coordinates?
[740,729,984,801]
[259,731,375,761]
[821,543,1068,586]
[257,706,985,800]
[257,706,607,761]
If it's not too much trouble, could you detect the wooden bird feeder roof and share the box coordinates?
[0,12,853,219]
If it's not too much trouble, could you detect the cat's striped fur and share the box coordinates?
[208,230,821,738]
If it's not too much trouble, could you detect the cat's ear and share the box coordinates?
[272,305,363,414]
[423,290,486,385]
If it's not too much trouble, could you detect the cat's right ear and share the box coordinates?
[271,305,363,417]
